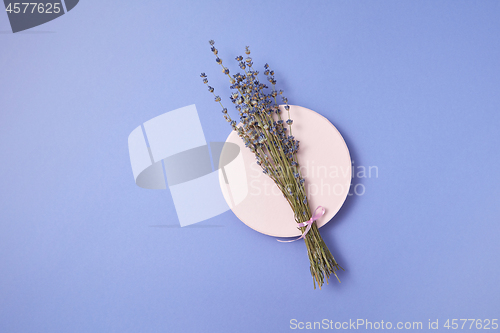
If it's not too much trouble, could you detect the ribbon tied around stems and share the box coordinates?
[277,206,326,243]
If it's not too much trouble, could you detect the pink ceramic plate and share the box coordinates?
[219,105,351,237]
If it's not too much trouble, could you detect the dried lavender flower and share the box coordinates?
[200,40,343,289]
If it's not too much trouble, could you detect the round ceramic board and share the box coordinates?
[218,105,351,238]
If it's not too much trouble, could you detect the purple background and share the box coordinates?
[1,1,499,332]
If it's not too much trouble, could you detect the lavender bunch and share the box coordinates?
[201,40,343,289]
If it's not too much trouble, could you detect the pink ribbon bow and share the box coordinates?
[277,206,325,243]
